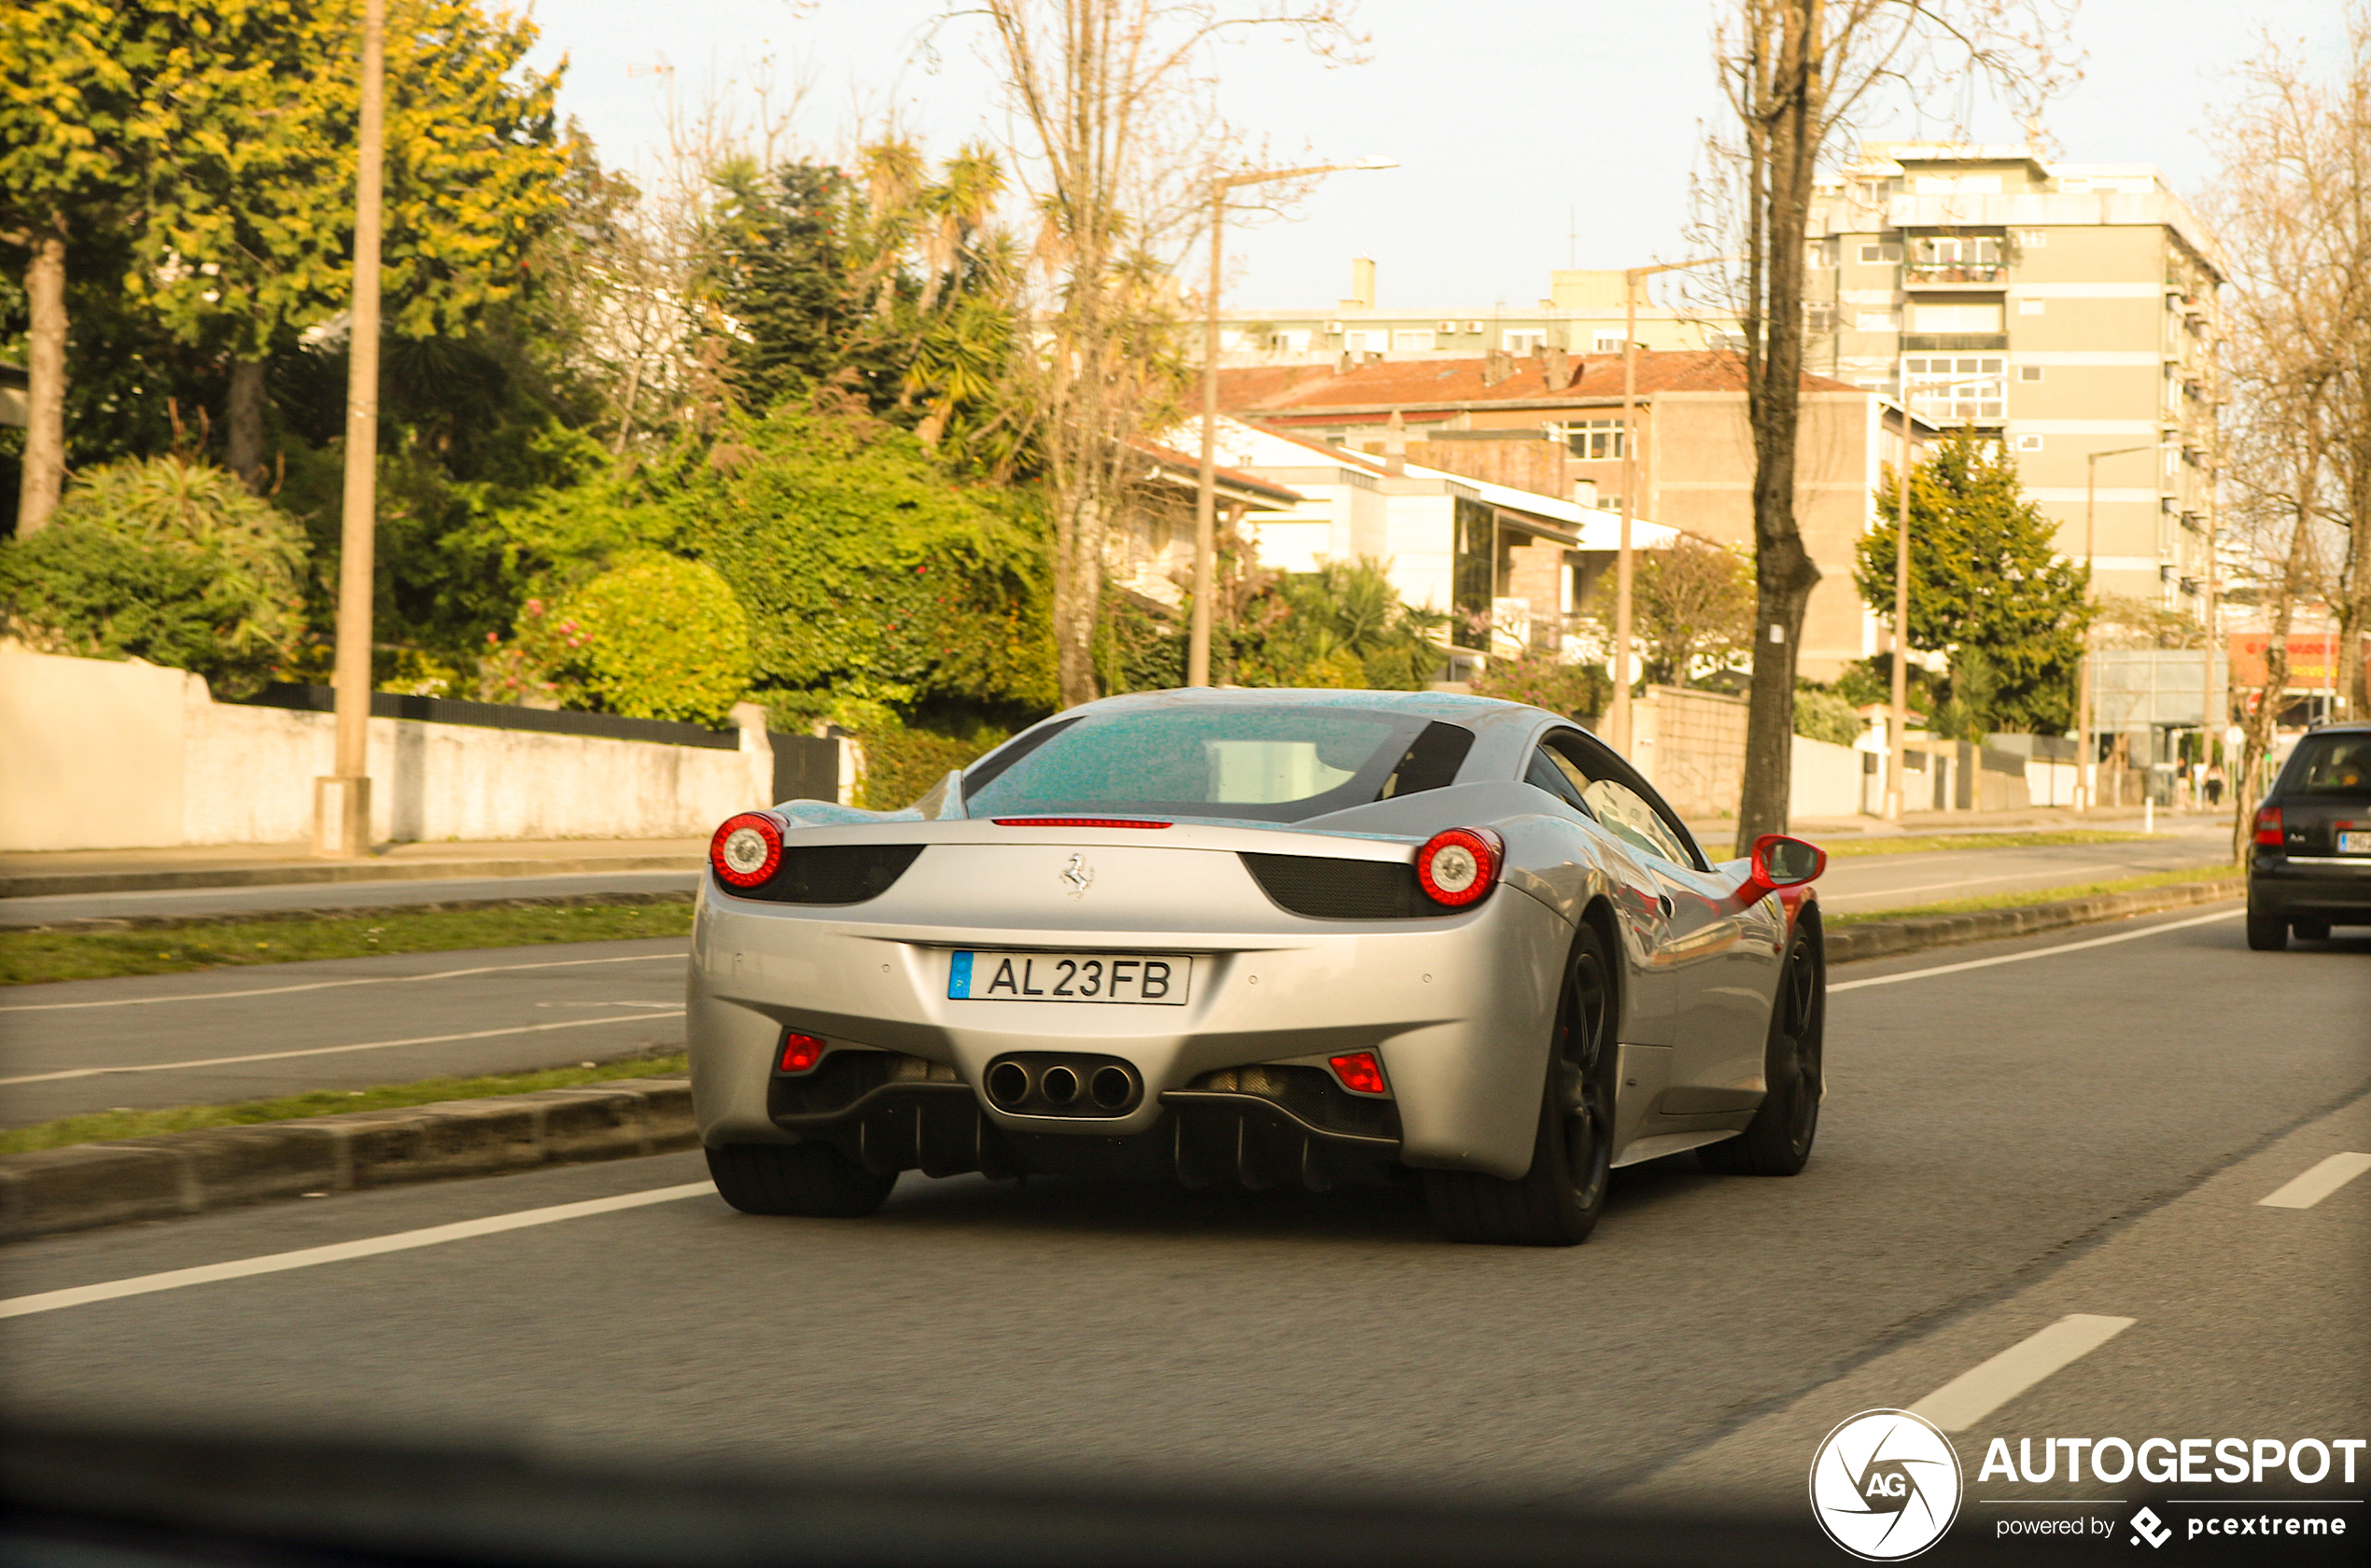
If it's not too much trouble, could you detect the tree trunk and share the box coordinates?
[16,228,68,534]
[225,357,269,489]
[2339,411,2370,721]
[1733,0,1823,854]
[1053,487,1103,707]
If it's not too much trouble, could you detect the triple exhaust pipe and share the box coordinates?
[984,1053,1143,1117]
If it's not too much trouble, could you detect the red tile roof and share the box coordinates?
[1218,350,1861,416]
[1129,435,1305,504]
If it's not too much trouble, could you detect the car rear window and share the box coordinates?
[962,707,1468,823]
[2283,733,2371,798]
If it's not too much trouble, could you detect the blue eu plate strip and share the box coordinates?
[947,950,974,1000]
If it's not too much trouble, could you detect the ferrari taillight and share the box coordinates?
[779,1032,826,1073]
[1329,1051,1388,1096]
[1416,827,1502,908]
[710,811,783,888]
[2254,805,2283,847]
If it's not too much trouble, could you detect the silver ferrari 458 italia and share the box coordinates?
[687,688,1827,1245]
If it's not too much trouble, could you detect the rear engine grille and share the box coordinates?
[1239,851,1440,919]
[731,844,925,904]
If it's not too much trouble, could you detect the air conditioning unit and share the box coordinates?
[1464,320,1484,333]
[1324,321,1344,335]
[1437,320,1456,332]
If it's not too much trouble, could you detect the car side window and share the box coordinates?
[1541,731,1705,870]
[1524,746,1589,813]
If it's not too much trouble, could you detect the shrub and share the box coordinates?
[1792,686,1862,747]
[0,456,307,694]
[540,555,754,726]
[1474,649,1611,721]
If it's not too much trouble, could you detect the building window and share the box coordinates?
[1270,329,1312,353]
[1903,355,2007,423]
[1559,419,1627,460]
[1905,234,2005,284]
[1452,497,1494,651]
[2017,298,2046,315]
[1855,308,1900,333]
[1856,178,1901,203]
[1859,242,1902,264]
[2013,229,2047,247]
[1804,301,1837,333]
[1503,329,1547,353]
[1392,329,1437,352]
[1344,329,1388,354]
[2018,364,2044,382]
[2015,434,2043,452]
[1592,331,1624,353]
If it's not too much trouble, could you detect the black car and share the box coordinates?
[2247,721,2371,949]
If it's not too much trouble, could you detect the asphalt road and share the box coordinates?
[0,868,699,928]
[3,906,2364,1545]
[1811,820,2228,913]
[0,937,691,1126]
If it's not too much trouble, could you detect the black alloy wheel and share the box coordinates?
[1699,923,1823,1177]
[1424,920,1619,1246]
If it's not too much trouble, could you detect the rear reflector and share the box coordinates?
[2254,806,2283,847]
[991,818,1171,829]
[778,1032,826,1073]
[1328,1051,1388,1097]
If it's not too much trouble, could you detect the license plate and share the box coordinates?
[2340,831,2371,855]
[947,950,1191,1005]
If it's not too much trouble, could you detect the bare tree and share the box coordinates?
[2199,7,2371,852]
[1696,0,2075,850]
[969,0,1361,707]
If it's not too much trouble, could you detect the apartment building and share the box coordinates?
[1214,259,1737,366]
[1805,142,2225,611]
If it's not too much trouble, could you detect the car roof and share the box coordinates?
[1068,686,1555,733]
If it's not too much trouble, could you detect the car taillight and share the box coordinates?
[778,1032,825,1073]
[1329,1051,1389,1096]
[2254,806,2283,847]
[710,811,783,888]
[1416,827,1502,908]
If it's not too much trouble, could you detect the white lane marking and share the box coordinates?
[0,950,685,1015]
[1821,864,2126,905]
[2258,1152,2371,1210]
[0,1183,715,1320]
[1908,1314,2137,1432]
[1830,907,2241,993]
[0,1011,685,1085]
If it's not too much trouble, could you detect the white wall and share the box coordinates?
[1790,734,1867,820]
[2,645,775,851]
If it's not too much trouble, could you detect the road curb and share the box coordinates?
[0,854,702,902]
[0,1077,695,1244]
[1,888,696,933]
[1825,876,2241,965]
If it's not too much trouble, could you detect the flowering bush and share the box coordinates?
[532,556,754,726]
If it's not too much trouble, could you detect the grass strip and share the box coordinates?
[1817,829,2156,858]
[0,900,694,987]
[1826,864,2239,927]
[0,1051,690,1157]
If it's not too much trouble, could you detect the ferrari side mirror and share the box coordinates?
[1740,833,1826,903]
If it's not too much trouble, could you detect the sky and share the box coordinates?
[521,0,2350,310]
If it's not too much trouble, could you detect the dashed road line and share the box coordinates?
[2257,1152,2371,1210]
[1821,864,2126,905]
[1830,907,2240,993]
[1907,1314,2137,1432]
[0,1010,685,1085]
[0,949,685,1015]
[0,1183,716,1320]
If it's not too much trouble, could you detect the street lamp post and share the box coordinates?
[316,0,385,858]
[2075,443,2154,813]
[1188,157,1396,689]
[1605,255,1730,754]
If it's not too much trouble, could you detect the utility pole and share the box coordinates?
[1188,157,1396,689]
[2074,444,2153,814]
[1886,403,1915,819]
[1606,255,1728,755]
[316,0,384,858]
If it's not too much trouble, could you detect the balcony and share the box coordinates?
[1903,260,2006,289]
[1901,333,2009,352]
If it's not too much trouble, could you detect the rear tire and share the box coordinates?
[1424,921,1618,1246]
[1698,922,1823,1177]
[707,1141,897,1217]
[2292,917,2331,942]
[2246,909,2289,951]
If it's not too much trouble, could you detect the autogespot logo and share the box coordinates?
[1810,1409,1964,1561]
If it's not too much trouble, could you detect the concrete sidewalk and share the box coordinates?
[0,838,707,901]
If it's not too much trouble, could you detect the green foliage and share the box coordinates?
[0,456,305,693]
[1592,536,1756,686]
[1791,685,1862,746]
[668,401,1056,710]
[1855,428,2090,734]
[855,722,1007,811]
[1222,559,1447,692]
[531,554,752,726]
[1474,649,1612,721]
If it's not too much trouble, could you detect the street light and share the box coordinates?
[2074,443,2154,812]
[1605,255,1732,755]
[1188,157,1397,689]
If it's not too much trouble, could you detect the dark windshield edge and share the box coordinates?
[1543,725,1711,872]
[961,716,1085,803]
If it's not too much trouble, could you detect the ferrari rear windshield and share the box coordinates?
[962,707,1473,823]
